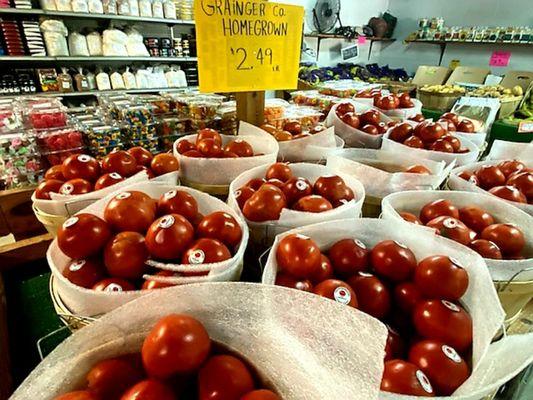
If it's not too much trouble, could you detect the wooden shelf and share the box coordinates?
[0,56,197,63]
[0,86,197,98]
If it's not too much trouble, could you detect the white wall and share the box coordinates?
[379,0,533,74]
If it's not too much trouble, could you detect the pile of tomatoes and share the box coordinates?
[388,120,469,154]
[58,188,243,291]
[354,88,382,99]
[373,93,415,110]
[273,233,472,396]
[55,313,279,400]
[234,163,355,222]
[437,112,477,133]
[35,148,179,199]
[335,102,395,135]
[259,121,326,142]
[176,129,257,159]
[458,160,532,205]
[399,199,527,260]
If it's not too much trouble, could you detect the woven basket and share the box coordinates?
[417,90,461,112]
[498,96,523,119]
[49,276,94,331]
[494,277,533,325]
[32,205,68,237]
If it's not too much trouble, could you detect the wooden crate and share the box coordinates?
[0,187,45,241]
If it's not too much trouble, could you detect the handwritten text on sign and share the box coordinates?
[195,0,304,92]
[489,51,511,67]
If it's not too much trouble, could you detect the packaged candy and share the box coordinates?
[57,67,73,93]
[84,124,122,148]
[89,143,124,158]
[36,68,59,92]
[264,98,289,123]
[26,107,68,130]
[270,105,323,130]
[122,122,157,141]
[33,127,84,154]
[136,94,170,114]
[120,104,155,125]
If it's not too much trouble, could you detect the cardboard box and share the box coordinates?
[446,66,490,86]
[412,65,451,87]
[500,70,533,91]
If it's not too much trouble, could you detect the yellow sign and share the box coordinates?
[194,0,304,92]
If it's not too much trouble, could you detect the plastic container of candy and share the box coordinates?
[317,80,379,98]
[119,104,155,125]
[25,107,68,130]
[0,132,39,159]
[88,143,125,159]
[157,116,192,137]
[122,122,158,142]
[0,155,44,189]
[0,106,21,134]
[84,124,122,148]
[129,137,160,154]
[291,90,338,113]
[270,105,323,130]
[264,98,289,124]
[136,94,171,115]
[42,146,86,166]
[32,127,85,155]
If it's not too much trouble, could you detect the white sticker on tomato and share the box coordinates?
[104,283,123,292]
[416,370,433,394]
[468,176,477,184]
[188,249,205,264]
[164,190,177,200]
[354,239,366,249]
[61,184,74,195]
[77,154,92,163]
[358,272,373,278]
[442,300,461,312]
[295,233,310,240]
[110,172,122,180]
[63,216,79,228]
[442,345,462,363]
[443,218,458,229]
[296,179,309,191]
[393,240,408,249]
[158,215,175,229]
[69,259,86,271]
[450,257,464,269]
[235,189,242,198]
[116,192,131,200]
[333,286,352,305]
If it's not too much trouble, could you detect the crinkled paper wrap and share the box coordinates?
[381,131,480,166]
[325,100,393,148]
[48,182,249,317]
[173,122,279,186]
[449,160,533,216]
[304,135,345,163]
[486,140,533,162]
[228,163,365,244]
[454,131,487,149]
[326,149,454,199]
[260,218,530,400]
[359,98,423,120]
[381,190,533,281]
[11,282,388,400]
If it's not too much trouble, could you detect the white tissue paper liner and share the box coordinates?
[325,100,393,148]
[326,149,454,199]
[268,126,338,162]
[381,131,480,166]
[486,140,533,162]
[261,218,520,400]
[48,182,249,317]
[454,131,487,149]
[449,160,533,216]
[228,163,365,244]
[304,135,345,163]
[362,98,423,120]
[10,282,388,400]
[381,190,533,282]
[173,122,279,186]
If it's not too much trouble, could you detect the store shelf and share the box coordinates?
[0,86,197,98]
[304,33,396,60]
[0,7,195,26]
[0,55,197,62]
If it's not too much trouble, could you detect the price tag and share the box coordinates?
[357,36,367,45]
[195,0,304,92]
[489,51,511,67]
[518,121,533,133]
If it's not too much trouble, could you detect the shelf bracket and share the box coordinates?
[368,40,374,61]
[438,43,446,66]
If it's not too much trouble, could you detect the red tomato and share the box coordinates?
[408,340,470,396]
[92,278,135,292]
[102,151,138,177]
[359,109,381,126]
[498,159,526,177]
[399,212,422,225]
[419,199,459,224]
[145,214,194,260]
[127,147,153,167]
[176,140,196,154]
[328,238,369,277]
[196,211,242,249]
[142,314,211,378]
[340,112,360,129]
[426,216,476,245]
[361,124,379,135]
[246,178,267,191]
[57,214,111,259]
[413,300,472,352]
[182,238,231,265]
[506,172,532,199]
[441,112,459,125]
[62,154,100,182]
[293,195,333,213]
[458,206,495,233]
[414,255,469,301]
[104,232,149,279]
[273,130,292,141]
[266,178,284,189]
[403,136,425,149]
[313,175,352,205]
[142,270,177,290]
[419,122,446,144]
[197,128,222,145]
[241,390,280,400]
[489,185,527,203]
[378,95,398,110]
[281,177,313,205]
[87,358,144,399]
[394,282,424,314]
[335,102,355,116]
[276,233,321,279]
[45,165,65,181]
[63,257,105,288]
[136,165,155,179]
[60,179,93,195]
[347,272,391,319]
[458,171,479,186]
[150,153,179,176]
[235,186,255,210]
[275,273,313,292]
[198,355,255,400]
[35,179,64,200]
[54,391,99,400]
[104,191,157,233]
[265,162,293,182]
[120,379,176,400]
[283,120,302,135]
[260,124,278,134]
[384,326,405,361]
[469,239,502,259]
[223,139,254,157]
[481,223,525,255]
[389,123,413,143]
[399,93,413,108]
[475,165,506,190]
[313,279,358,307]
[311,254,334,283]
[409,113,425,123]
[94,172,124,190]
[457,119,475,133]
[183,150,203,158]
[371,240,416,282]
[429,139,454,153]
[441,135,461,152]
[243,184,287,222]
[157,190,198,222]
[381,360,435,396]
[376,122,388,134]
[197,138,222,157]
[405,165,431,174]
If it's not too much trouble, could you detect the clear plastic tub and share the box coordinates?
[32,127,85,154]
[25,106,68,130]
[264,98,289,123]
[42,146,86,166]
[84,124,122,148]
[270,105,323,130]
[122,122,158,141]
[136,94,171,115]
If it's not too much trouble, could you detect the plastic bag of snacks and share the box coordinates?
[325,99,393,148]
[486,140,533,162]
[326,149,454,200]
[381,190,533,282]
[48,182,249,317]
[448,159,532,216]
[11,282,388,400]
[228,162,365,244]
[173,122,279,188]
[261,218,533,399]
